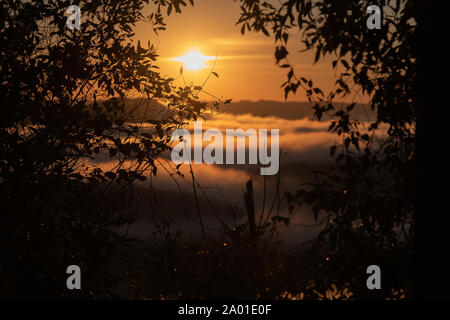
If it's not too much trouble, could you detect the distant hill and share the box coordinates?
[118,98,375,122]
[219,100,376,121]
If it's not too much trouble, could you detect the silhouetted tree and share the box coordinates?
[0,0,208,298]
[237,0,417,297]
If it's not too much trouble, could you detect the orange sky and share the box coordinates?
[133,0,355,102]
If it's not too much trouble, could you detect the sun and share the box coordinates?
[172,50,216,71]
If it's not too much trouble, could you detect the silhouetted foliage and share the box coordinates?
[0,0,209,298]
[0,0,420,300]
[238,0,416,296]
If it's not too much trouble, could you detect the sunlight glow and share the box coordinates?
[172,50,216,71]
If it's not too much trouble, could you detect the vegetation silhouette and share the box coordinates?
[0,0,427,300]
[237,0,418,298]
[0,0,223,298]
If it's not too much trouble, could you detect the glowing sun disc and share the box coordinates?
[172,50,216,71]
